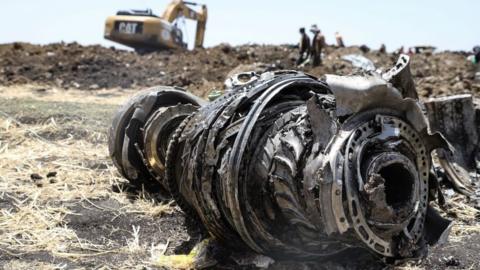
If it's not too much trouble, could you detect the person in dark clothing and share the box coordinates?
[296,27,310,66]
[474,46,480,81]
[474,46,480,63]
[310,24,325,67]
[379,44,386,54]
[335,32,345,47]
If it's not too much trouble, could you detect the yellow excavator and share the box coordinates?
[104,0,207,53]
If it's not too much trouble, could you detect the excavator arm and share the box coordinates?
[162,0,208,48]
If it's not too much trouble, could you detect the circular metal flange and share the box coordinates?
[143,104,198,188]
[343,115,429,257]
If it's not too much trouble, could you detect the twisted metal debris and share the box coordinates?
[109,55,473,262]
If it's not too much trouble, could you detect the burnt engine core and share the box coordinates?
[109,56,458,262]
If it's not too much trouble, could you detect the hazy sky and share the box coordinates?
[0,0,477,52]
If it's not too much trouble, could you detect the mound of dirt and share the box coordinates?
[0,42,478,98]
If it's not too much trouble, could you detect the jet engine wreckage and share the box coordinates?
[108,55,478,264]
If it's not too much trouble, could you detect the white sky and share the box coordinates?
[0,0,478,52]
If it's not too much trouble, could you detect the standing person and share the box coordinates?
[474,46,480,81]
[296,27,310,66]
[379,44,386,54]
[310,24,325,67]
[396,46,405,55]
[474,46,480,64]
[335,31,345,47]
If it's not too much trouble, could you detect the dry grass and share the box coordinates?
[0,84,137,106]
[0,86,175,268]
[0,117,114,201]
[448,195,480,241]
[2,260,66,270]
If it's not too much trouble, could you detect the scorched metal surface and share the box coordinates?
[108,55,469,263]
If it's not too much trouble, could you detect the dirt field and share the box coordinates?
[0,43,479,99]
[0,43,479,269]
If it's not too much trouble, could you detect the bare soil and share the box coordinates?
[0,42,478,98]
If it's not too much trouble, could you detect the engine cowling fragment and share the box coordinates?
[108,58,467,263]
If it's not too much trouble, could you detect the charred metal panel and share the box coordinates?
[424,94,478,195]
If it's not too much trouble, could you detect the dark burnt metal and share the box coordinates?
[108,86,205,190]
[424,94,478,195]
[108,55,470,263]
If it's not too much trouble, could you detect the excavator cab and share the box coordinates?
[104,0,207,53]
[115,9,157,17]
